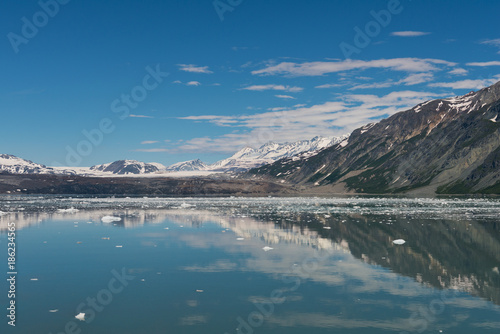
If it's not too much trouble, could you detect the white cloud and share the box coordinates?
[400,72,434,85]
[242,84,303,92]
[186,81,201,86]
[178,64,213,74]
[350,73,434,90]
[173,90,441,153]
[315,83,344,89]
[448,68,468,76]
[481,39,500,46]
[391,31,431,37]
[129,114,153,118]
[135,148,169,152]
[480,39,500,54]
[466,61,500,67]
[141,141,158,145]
[252,58,456,76]
[275,94,296,99]
[428,76,500,90]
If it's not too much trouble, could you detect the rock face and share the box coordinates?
[248,81,500,194]
[89,160,164,175]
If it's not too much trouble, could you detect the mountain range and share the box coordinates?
[248,81,500,195]
[0,135,344,176]
[3,81,500,195]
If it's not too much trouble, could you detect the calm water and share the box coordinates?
[1,196,500,333]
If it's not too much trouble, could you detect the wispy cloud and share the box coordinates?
[315,83,345,89]
[178,64,213,74]
[186,81,201,86]
[480,39,500,54]
[252,58,456,76]
[448,68,468,76]
[275,94,296,99]
[141,141,158,145]
[350,73,434,90]
[391,31,431,37]
[134,148,169,152]
[172,91,441,153]
[242,84,303,92]
[130,114,154,118]
[466,61,500,67]
[428,75,500,89]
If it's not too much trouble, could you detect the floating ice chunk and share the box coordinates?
[101,216,121,223]
[236,237,245,241]
[30,278,38,281]
[393,239,406,245]
[196,289,204,293]
[262,246,274,252]
[323,226,331,230]
[57,207,79,214]
[115,245,123,248]
[75,313,85,321]
[49,309,59,313]
[180,202,195,208]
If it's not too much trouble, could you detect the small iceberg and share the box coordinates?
[393,239,406,245]
[49,309,59,313]
[236,237,245,241]
[262,246,274,252]
[75,313,85,321]
[101,216,121,223]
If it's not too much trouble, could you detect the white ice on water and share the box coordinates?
[393,239,406,245]
[101,216,122,223]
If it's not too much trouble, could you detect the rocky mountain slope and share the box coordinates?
[89,160,165,175]
[248,81,500,195]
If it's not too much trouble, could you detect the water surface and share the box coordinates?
[1,196,499,333]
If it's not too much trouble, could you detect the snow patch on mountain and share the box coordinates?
[0,154,53,174]
[166,159,208,171]
[89,160,165,175]
[208,135,348,172]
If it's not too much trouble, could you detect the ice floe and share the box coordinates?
[101,216,121,223]
[393,239,406,245]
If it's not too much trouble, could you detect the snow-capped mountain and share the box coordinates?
[208,135,348,172]
[249,80,500,194]
[166,159,208,171]
[0,154,54,174]
[0,136,347,176]
[89,160,165,175]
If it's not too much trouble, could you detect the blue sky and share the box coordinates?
[1,0,500,167]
